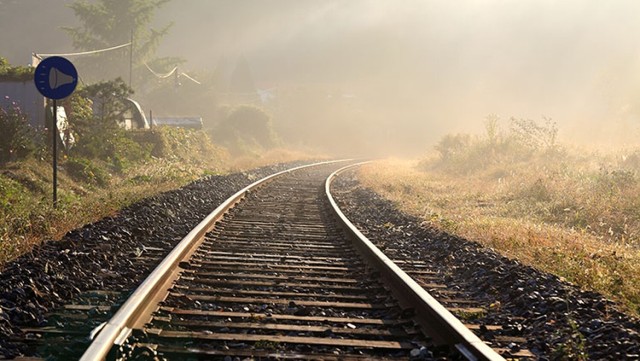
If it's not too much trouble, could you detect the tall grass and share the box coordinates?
[358,117,640,316]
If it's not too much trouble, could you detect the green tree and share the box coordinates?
[70,78,134,159]
[63,0,173,83]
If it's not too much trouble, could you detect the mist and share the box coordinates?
[4,0,640,155]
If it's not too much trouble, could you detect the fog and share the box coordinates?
[3,0,640,155]
[152,0,640,154]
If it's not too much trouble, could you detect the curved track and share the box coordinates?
[75,161,504,360]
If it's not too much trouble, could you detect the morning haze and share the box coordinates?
[3,0,640,155]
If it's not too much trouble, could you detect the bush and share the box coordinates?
[64,79,159,172]
[211,105,278,154]
[434,133,473,162]
[510,116,558,151]
[65,157,110,186]
[0,104,39,163]
[0,57,33,82]
[429,115,561,174]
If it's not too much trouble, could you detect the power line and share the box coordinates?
[143,62,177,79]
[180,72,201,85]
[33,42,132,59]
[144,62,202,85]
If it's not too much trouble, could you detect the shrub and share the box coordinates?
[430,116,561,174]
[70,79,136,161]
[0,57,33,82]
[434,133,473,162]
[510,116,558,151]
[111,132,152,172]
[65,156,110,186]
[211,105,278,154]
[0,104,39,163]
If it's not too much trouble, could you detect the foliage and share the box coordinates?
[510,116,558,150]
[68,79,149,170]
[0,128,237,265]
[63,0,173,82]
[429,115,561,174]
[484,114,500,146]
[552,318,588,360]
[65,156,110,186]
[0,57,33,82]
[211,105,278,155]
[75,78,133,127]
[0,103,40,163]
[434,133,473,162]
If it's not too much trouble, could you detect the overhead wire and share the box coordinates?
[143,62,177,79]
[34,41,203,86]
[143,62,202,85]
[179,72,201,85]
[33,42,132,59]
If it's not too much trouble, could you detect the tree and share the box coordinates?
[63,0,173,83]
[69,78,134,159]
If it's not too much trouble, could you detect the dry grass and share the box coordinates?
[357,157,640,316]
[228,147,327,171]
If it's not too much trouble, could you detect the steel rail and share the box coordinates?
[325,162,505,361]
[80,160,350,361]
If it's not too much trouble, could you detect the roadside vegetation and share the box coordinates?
[0,112,309,265]
[358,116,640,316]
[0,1,318,266]
[0,80,312,267]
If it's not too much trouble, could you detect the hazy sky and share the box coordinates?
[155,0,640,149]
[3,0,640,153]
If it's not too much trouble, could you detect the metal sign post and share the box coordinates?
[33,56,78,208]
[52,99,58,206]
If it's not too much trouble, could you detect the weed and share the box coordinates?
[552,317,588,360]
[254,339,280,350]
[453,308,486,321]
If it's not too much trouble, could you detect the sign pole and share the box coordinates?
[34,56,78,209]
[52,99,58,208]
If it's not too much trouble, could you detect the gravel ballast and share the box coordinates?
[2,162,639,360]
[0,163,301,359]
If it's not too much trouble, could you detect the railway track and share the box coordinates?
[19,161,507,360]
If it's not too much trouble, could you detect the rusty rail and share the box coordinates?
[80,160,505,360]
[325,162,504,361]
[80,160,350,361]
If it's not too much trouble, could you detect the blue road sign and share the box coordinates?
[34,56,78,100]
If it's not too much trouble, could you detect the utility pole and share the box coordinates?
[129,30,134,89]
